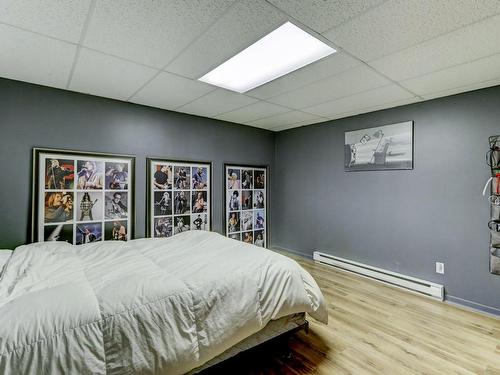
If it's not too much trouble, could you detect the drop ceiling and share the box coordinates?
[1,0,500,132]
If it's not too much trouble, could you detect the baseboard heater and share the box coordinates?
[313,252,444,301]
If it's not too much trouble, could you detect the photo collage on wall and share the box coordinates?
[148,159,211,238]
[225,165,267,248]
[34,149,134,244]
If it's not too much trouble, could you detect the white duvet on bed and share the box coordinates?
[0,251,11,274]
[0,231,327,375]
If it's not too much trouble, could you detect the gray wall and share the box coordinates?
[0,78,274,249]
[2,77,498,314]
[273,85,500,314]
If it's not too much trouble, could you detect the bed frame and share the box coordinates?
[189,313,308,374]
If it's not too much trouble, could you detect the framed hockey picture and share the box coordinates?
[344,121,413,171]
[147,158,212,238]
[32,147,135,244]
[224,164,267,248]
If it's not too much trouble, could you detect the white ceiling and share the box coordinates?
[1,0,500,132]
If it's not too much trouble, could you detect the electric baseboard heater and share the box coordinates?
[313,252,444,301]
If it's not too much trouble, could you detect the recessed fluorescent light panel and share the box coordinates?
[199,22,336,93]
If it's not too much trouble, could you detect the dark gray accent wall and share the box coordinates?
[2,76,498,314]
[273,85,500,314]
[0,78,274,249]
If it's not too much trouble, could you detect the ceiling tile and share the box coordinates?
[304,84,415,117]
[400,53,500,97]
[420,78,500,100]
[0,24,76,89]
[176,89,258,118]
[324,0,500,61]
[269,123,298,132]
[267,114,328,131]
[165,0,287,79]
[267,65,391,109]
[247,52,361,100]
[130,71,215,110]
[370,14,500,81]
[327,97,421,121]
[270,119,321,132]
[248,110,323,129]
[0,0,91,42]
[215,101,290,124]
[69,48,158,101]
[268,0,386,33]
[83,0,235,68]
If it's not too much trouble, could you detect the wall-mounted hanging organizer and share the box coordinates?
[487,135,500,275]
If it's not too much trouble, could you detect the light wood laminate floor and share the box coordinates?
[203,252,500,375]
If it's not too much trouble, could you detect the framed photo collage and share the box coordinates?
[33,148,135,244]
[32,149,268,248]
[224,164,267,247]
[147,158,212,238]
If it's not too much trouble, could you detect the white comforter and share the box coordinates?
[0,231,327,375]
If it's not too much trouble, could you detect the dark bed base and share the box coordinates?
[190,314,309,374]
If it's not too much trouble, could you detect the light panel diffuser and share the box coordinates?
[199,22,336,93]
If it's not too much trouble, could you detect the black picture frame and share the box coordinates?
[32,147,136,244]
[223,163,269,248]
[146,157,213,238]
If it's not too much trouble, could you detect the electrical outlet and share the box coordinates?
[435,262,444,274]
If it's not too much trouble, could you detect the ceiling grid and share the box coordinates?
[1,0,499,130]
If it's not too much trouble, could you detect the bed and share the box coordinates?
[0,231,327,374]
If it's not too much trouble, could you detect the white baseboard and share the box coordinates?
[313,251,444,301]
[273,246,499,317]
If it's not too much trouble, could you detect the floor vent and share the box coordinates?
[313,252,444,301]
